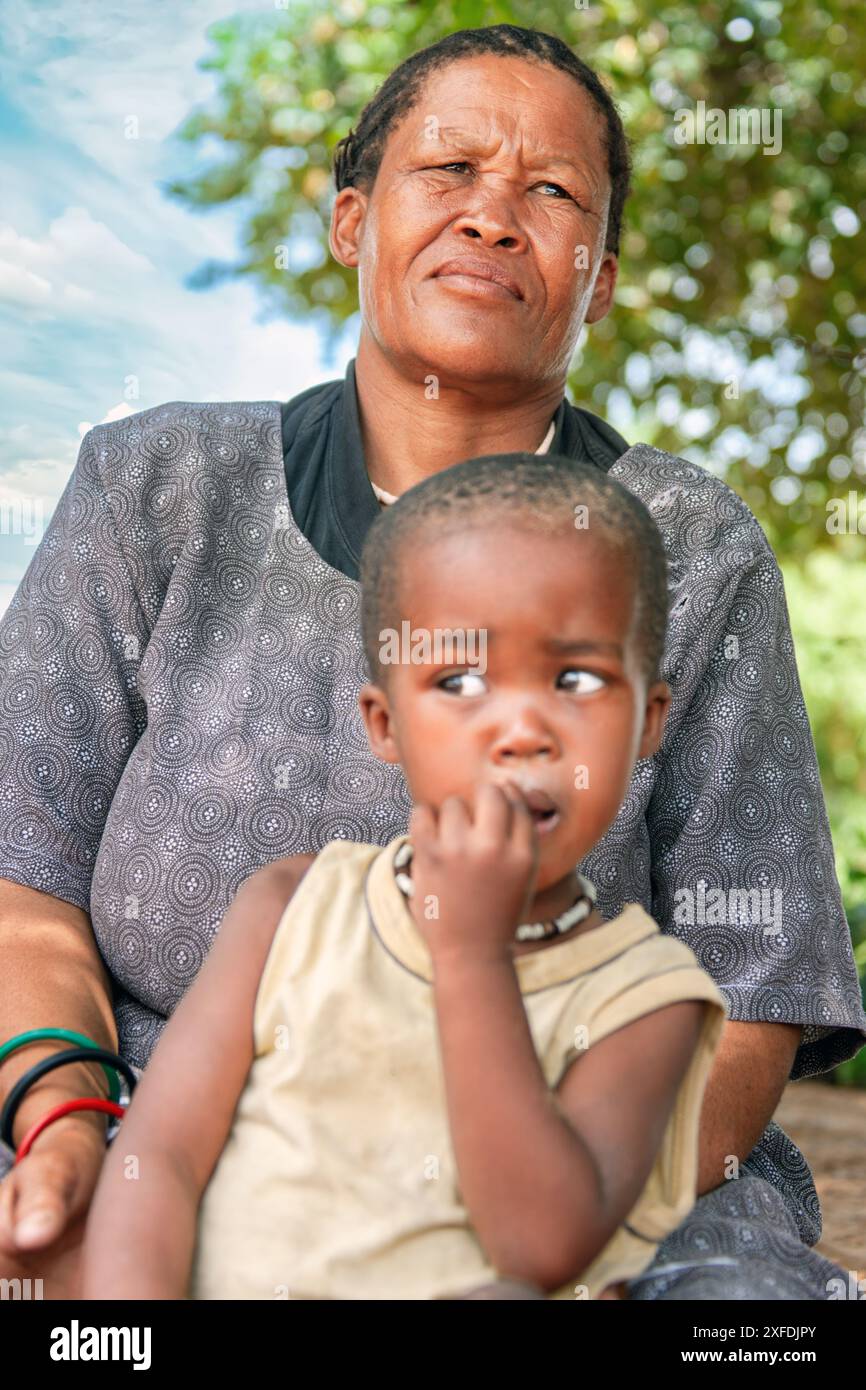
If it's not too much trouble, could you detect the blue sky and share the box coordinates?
[0,2,357,616]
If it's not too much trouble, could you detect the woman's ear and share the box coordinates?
[358,681,401,764]
[637,679,672,760]
[584,250,618,325]
[329,187,366,269]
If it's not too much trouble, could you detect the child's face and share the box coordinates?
[360,519,671,893]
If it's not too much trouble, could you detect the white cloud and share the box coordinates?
[0,585,20,620]
[77,403,137,437]
[0,210,154,316]
[0,4,261,275]
[0,423,79,509]
[0,257,52,306]
[0,0,357,598]
[0,4,269,176]
[48,206,154,276]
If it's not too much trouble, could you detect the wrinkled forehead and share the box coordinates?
[382,54,609,185]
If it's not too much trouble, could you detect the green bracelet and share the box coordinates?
[0,1029,121,1104]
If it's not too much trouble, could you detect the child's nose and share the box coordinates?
[489,707,558,761]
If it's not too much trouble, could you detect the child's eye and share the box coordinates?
[558,669,605,694]
[438,671,487,697]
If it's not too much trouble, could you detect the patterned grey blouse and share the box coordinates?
[0,399,864,1098]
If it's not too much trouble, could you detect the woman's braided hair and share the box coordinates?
[331,23,632,256]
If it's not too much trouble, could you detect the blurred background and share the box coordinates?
[1,0,864,1117]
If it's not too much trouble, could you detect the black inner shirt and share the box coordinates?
[280,357,630,581]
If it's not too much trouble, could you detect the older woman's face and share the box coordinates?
[330,54,618,386]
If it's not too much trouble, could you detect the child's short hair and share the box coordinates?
[359,452,669,686]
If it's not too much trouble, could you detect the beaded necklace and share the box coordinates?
[392,840,597,944]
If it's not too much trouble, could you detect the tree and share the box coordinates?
[164,0,866,560]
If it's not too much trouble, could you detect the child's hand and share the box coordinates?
[407,782,540,964]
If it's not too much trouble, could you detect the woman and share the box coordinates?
[0,23,863,1300]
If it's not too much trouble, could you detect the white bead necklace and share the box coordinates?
[392,841,597,943]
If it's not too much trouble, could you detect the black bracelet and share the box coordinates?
[1,1047,138,1149]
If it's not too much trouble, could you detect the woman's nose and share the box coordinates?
[452,193,527,251]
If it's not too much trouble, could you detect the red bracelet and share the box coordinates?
[15,1098,126,1163]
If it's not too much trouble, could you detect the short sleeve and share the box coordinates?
[0,426,149,911]
[647,544,866,1082]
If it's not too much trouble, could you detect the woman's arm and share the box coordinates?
[433,948,705,1291]
[0,879,119,1265]
[81,853,314,1300]
[0,421,155,1267]
[695,1018,801,1194]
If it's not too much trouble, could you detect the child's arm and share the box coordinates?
[410,787,709,1292]
[81,853,314,1299]
[434,954,705,1290]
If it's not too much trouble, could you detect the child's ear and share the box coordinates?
[358,682,401,764]
[637,679,672,760]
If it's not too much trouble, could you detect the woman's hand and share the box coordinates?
[408,782,540,963]
[0,1119,107,1299]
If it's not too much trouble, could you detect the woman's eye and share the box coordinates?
[558,669,605,694]
[438,671,487,696]
[432,166,576,203]
[539,181,573,200]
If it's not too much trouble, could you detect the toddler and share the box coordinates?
[82,453,726,1301]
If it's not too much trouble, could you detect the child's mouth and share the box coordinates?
[494,782,562,834]
[530,806,560,835]
[520,789,561,836]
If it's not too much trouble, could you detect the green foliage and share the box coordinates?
[165,0,866,558]
[164,0,866,1077]
[781,551,866,1083]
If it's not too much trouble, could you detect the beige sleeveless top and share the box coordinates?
[189,835,726,1300]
